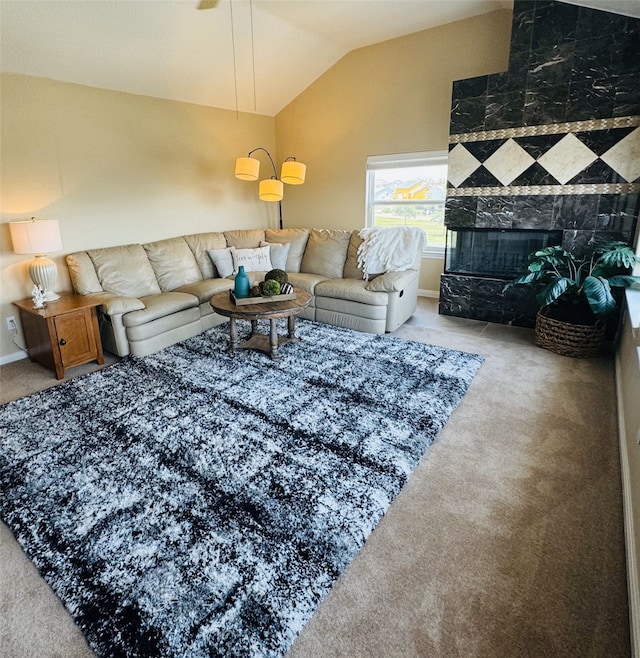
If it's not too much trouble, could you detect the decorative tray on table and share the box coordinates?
[229,291,297,306]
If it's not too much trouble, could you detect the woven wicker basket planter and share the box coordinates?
[535,308,606,358]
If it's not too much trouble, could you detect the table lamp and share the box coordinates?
[9,217,63,301]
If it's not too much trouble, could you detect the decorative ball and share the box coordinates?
[264,269,288,286]
[250,285,261,297]
[280,282,294,295]
[262,279,281,297]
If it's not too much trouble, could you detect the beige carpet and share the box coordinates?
[0,305,630,657]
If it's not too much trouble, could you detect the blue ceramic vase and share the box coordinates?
[234,265,250,298]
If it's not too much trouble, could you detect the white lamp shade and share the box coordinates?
[281,160,306,185]
[259,178,284,202]
[9,219,63,255]
[235,157,260,181]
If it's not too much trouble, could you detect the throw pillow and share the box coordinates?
[260,241,291,271]
[231,245,272,273]
[208,248,234,278]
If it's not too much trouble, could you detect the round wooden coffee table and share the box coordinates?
[210,289,312,360]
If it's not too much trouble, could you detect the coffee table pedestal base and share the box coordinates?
[229,316,300,360]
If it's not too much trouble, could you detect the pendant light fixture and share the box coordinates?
[280,157,306,185]
[259,178,284,202]
[234,147,306,228]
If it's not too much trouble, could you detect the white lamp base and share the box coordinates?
[28,254,60,302]
[42,290,61,302]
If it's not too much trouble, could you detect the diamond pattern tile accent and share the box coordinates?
[447,144,481,188]
[447,116,640,191]
[483,139,535,186]
[601,127,640,182]
[537,133,598,184]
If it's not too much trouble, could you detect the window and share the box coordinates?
[365,150,448,255]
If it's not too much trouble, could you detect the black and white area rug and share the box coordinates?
[0,319,483,658]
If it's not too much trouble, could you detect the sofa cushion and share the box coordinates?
[342,231,366,280]
[260,241,290,271]
[301,229,351,279]
[175,279,234,304]
[144,237,203,292]
[184,232,227,279]
[66,252,103,295]
[125,307,201,342]
[264,229,309,272]
[224,229,265,249]
[88,245,161,298]
[122,292,198,328]
[208,248,234,278]
[231,245,272,273]
[286,272,330,295]
[315,278,389,306]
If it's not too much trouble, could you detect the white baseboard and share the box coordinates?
[417,289,439,299]
[615,351,640,658]
[0,350,28,367]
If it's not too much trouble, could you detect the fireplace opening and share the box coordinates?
[444,228,564,280]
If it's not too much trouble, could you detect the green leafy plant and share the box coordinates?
[261,279,281,297]
[505,241,640,322]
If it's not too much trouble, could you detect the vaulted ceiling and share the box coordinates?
[1,0,638,116]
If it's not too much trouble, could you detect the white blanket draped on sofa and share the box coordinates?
[357,226,426,279]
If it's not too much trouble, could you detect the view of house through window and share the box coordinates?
[366,151,448,253]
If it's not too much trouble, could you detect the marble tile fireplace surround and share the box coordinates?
[439,0,640,326]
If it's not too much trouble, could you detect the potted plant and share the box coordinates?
[505,240,640,357]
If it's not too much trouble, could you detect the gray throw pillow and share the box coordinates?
[208,248,234,278]
[260,241,291,271]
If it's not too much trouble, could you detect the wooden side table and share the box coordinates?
[14,292,105,380]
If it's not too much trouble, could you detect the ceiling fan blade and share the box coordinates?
[197,0,219,9]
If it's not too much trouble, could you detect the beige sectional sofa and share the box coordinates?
[66,228,421,357]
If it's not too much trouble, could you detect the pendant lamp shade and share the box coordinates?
[235,156,260,181]
[259,178,284,202]
[280,160,306,185]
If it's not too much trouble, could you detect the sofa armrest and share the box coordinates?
[365,270,417,293]
[83,292,146,315]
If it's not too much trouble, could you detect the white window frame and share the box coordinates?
[365,150,448,258]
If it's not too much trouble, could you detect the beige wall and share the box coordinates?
[0,73,277,360]
[275,10,512,293]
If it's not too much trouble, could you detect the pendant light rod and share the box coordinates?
[247,147,278,178]
[229,0,239,118]
[249,0,256,111]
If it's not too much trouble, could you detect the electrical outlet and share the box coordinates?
[6,316,17,331]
